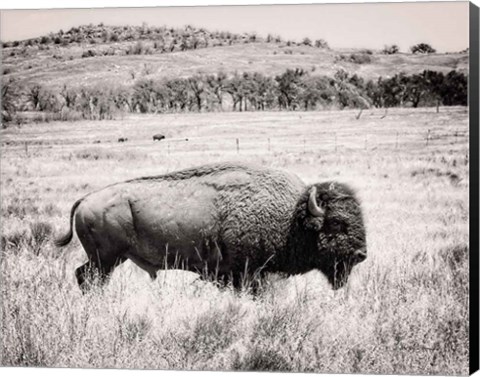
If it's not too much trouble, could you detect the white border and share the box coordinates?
[0,0,472,10]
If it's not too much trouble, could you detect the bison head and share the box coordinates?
[303,182,367,289]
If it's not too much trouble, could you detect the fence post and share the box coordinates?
[25,142,28,156]
[334,133,337,152]
[236,138,239,154]
[268,138,271,152]
[168,143,170,155]
[426,129,431,146]
[455,129,458,144]
[395,131,399,149]
[303,138,306,154]
[364,134,367,150]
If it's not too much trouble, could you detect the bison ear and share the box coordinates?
[308,186,325,218]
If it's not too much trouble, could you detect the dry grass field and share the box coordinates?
[0,107,469,374]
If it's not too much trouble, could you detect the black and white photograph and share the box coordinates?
[0,0,478,375]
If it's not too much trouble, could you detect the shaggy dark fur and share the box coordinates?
[277,182,366,288]
[56,163,366,292]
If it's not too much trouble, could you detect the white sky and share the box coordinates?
[0,0,471,52]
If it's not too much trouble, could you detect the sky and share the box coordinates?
[0,0,470,52]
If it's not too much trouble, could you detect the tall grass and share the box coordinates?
[0,108,469,374]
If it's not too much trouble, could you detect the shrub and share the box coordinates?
[337,53,372,64]
[382,44,399,54]
[1,228,28,252]
[74,147,115,160]
[1,221,52,256]
[28,221,53,255]
[351,53,372,64]
[411,43,436,54]
[81,49,96,58]
[233,346,292,371]
[314,39,329,48]
[302,37,312,46]
[127,41,144,55]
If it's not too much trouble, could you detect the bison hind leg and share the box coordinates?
[75,262,103,293]
[75,257,125,294]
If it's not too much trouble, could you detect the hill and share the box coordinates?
[1,24,469,126]
[2,24,468,91]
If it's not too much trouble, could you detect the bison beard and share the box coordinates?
[55,163,367,293]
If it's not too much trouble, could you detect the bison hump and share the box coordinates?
[202,170,252,191]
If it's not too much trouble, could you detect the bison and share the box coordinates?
[118,137,128,142]
[55,163,366,292]
[153,134,165,141]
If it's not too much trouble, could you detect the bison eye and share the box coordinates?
[329,219,345,233]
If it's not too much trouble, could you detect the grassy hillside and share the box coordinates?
[2,24,468,91]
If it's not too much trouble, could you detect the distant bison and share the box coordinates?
[93,140,101,144]
[118,137,128,142]
[56,163,366,292]
[153,134,165,141]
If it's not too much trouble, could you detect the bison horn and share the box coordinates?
[308,186,324,217]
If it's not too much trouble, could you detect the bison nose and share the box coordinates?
[354,248,367,262]
[333,279,346,290]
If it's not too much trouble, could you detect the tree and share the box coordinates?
[404,73,427,107]
[302,37,312,46]
[332,71,371,109]
[382,44,399,54]
[1,78,19,126]
[60,85,78,109]
[132,79,158,113]
[314,39,329,49]
[253,73,277,110]
[420,70,445,111]
[225,74,245,111]
[299,76,335,110]
[165,78,193,111]
[379,73,409,107]
[440,71,468,106]
[111,86,134,112]
[365,79,383,108]
[188,76,206,111]
[275,68,306,110]
[240,72,260,111]
[36,88,61,112]
[27,84,43,110]
[205,72,227,109]
[410,43,436,54]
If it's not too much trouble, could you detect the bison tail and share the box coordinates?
[54,231,73,247]
[54,198,83,247]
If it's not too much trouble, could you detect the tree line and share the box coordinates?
[1,68,467,125]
